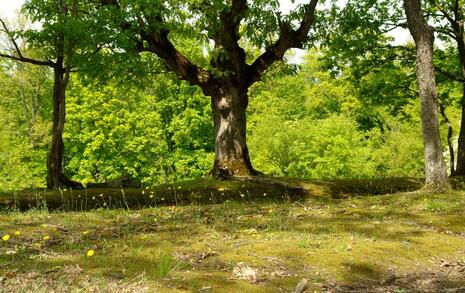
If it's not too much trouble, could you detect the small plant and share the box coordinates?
[266,209,291,231]
[156,249,182,277]
[298,238,311,249]
[425,199,448,213]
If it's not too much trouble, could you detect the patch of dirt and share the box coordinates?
[0,268,149,293]
[322,259,465,292]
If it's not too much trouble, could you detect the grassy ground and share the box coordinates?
[0,179,464,292]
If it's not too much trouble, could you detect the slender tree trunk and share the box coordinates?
[404,0,449,191]
[453,32,465,175]
[46,63,77,189]
[208,83,258,178]
[439,100,455,175]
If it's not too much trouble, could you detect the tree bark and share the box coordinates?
[439,100,455,175]
[208,83,258,178]
[404,0,449,191]
[46,63,78,189]
[453,21,465,175]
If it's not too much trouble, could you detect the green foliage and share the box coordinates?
[0,60,51,190]
[21,0,100,64]
[64,81,165,184]
[0,107,45,191]
[248,52,425,179]
[64,74,213,185]
[249,114,376,179]
[0,45,437,191]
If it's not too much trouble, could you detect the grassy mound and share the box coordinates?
[0,177,422,212]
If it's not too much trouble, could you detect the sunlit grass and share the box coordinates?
[0,182,464,292]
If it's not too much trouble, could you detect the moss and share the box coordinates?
[1,183,465,291]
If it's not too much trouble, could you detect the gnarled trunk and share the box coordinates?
[46,64,77,189]
[209,84,258,178]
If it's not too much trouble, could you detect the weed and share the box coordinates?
[425,199,448,213]
[156,249,182,278]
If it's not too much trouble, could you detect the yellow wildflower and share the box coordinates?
[14,231,21,236]
[2,234,10,241]
[43,235,50,241]
[86,249,95,257]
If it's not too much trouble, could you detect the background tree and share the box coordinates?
[425,0,465,175]
[0,0,77,188]
[0,0,103,188]
[404,0,449,190]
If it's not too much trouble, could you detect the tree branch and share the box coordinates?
[0,17,55,67]
[98,0,212,88]
[0,53,55,67]
[141,29,211,88]
[435,66,465,82]
[247,0,318,85]
[429,0,458,29]
[0,17,23,58]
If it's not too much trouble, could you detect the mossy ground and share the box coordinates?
[0,178,464,292]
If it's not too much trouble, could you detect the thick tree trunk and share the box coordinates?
[209,84,258,178]
[404,0,450,191]
[46,64,78,189]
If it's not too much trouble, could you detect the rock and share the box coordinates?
[292,279,309,293]
[232,262,259,283]
[381,273,397,285]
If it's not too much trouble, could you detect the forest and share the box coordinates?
[0,0,465,292]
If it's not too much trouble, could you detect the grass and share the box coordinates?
[0,178,464,292]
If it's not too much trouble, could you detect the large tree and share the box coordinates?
[404,0,450,190]
[97,0,320,178]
